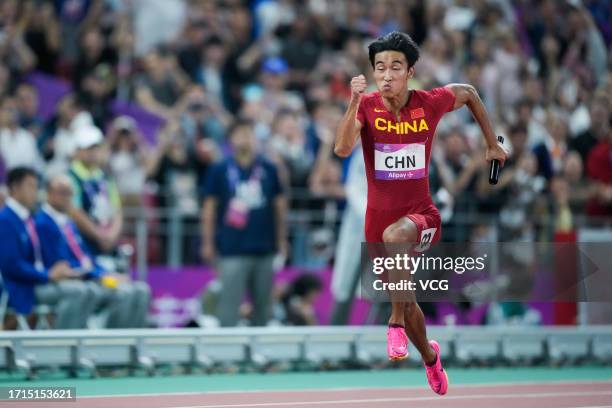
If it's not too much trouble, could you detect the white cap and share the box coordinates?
[75,126,104,150]
[70,111,94,132]
[112,115,137,132]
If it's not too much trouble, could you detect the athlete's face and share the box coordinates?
[373,51,414,97]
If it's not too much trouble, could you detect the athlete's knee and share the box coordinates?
[383,225,402,243]
[382,222,417,243]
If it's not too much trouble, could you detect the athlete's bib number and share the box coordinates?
[414,227,437,253]
[374,143,426,180]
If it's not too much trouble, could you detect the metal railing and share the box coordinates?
[119,189,612,281]
[122,189,343,278]
[2,325,611,377]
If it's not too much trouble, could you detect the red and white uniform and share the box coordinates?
[357,87,455,246]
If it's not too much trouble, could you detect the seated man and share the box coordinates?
[0,167,90,329]
[36,175,150,328]
[68,126,124,261]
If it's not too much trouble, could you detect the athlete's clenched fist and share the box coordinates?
[351,74,367,99]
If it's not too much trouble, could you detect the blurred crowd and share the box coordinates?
[0,0,610,328]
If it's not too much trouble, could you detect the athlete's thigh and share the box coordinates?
[365,207,406,264]
[365,207,386,243]
[365,207,414,243]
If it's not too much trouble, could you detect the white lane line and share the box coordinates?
[167,390,612,408]
[571,406,612,408]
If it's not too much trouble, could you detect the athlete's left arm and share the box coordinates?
[445,84,507,165]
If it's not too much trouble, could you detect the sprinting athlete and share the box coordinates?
[334,31,507,396]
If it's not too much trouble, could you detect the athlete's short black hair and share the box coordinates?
[7,167,37,190]
[368,31,420,68]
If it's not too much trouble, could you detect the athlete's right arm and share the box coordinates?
[334,75,366,157]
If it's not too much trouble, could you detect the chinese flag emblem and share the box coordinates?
[410,108,425,119]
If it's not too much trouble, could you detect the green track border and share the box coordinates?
[1,367,611,397]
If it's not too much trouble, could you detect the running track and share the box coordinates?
[2,382,612,407]
[1,368,611,407]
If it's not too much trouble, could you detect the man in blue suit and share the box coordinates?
[36,174,150,328]
[0,167,90,329]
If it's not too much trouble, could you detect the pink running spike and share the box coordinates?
[424,340,449,395]
[387,326,409,360]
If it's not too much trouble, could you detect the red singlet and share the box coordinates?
[357,87,456,246]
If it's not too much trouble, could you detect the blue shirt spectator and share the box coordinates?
[0,167,79,316]
[0,197,50,314]
[36,174,151,329]
[201,118,287,327]
[204,155,283,256]
[36,203,105,280]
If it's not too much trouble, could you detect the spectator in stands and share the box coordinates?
[0,167,90,329]
[280,273,323,326]
[23,0,61,75]
[0,5,37,76]
[570,92,610,163]
[534,111,570,180]
[135,46,189,119]
[550,171,572,229]
[194,36,227,106]
[107,116,148,209]
[179,86,229,143]
[586,129,612,217]
[308,138,344,200]
[433,130,484,242]
[492,150,546,241]
[280,14,323,93]
[36,174,150,328]
[177,86,227,199]
[515,98,548,148]
[0,97,43,172]
[269,109,314,190]
[15,84,44,141]
[148,120,196,206]
[475,123,530,217]
[201,118,287,327]
[560,151,594,214]
[417,30,459,88]
[563,3,607,88]
[177,16,208,82]
[112,13,137,101]
[132,0,187,57]
[39,95,83,176]
[68,125,124,259]
[0,64,10,100]
[73,28,117,94]
[54,0,102,63]
[507,123,529,160]
[78,64,116,128]
[221,6,256,113]
[308,102,345,200]
[258,57,304,118]
[147,120,200,263]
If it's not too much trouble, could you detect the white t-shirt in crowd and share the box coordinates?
[0,127,43,171]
